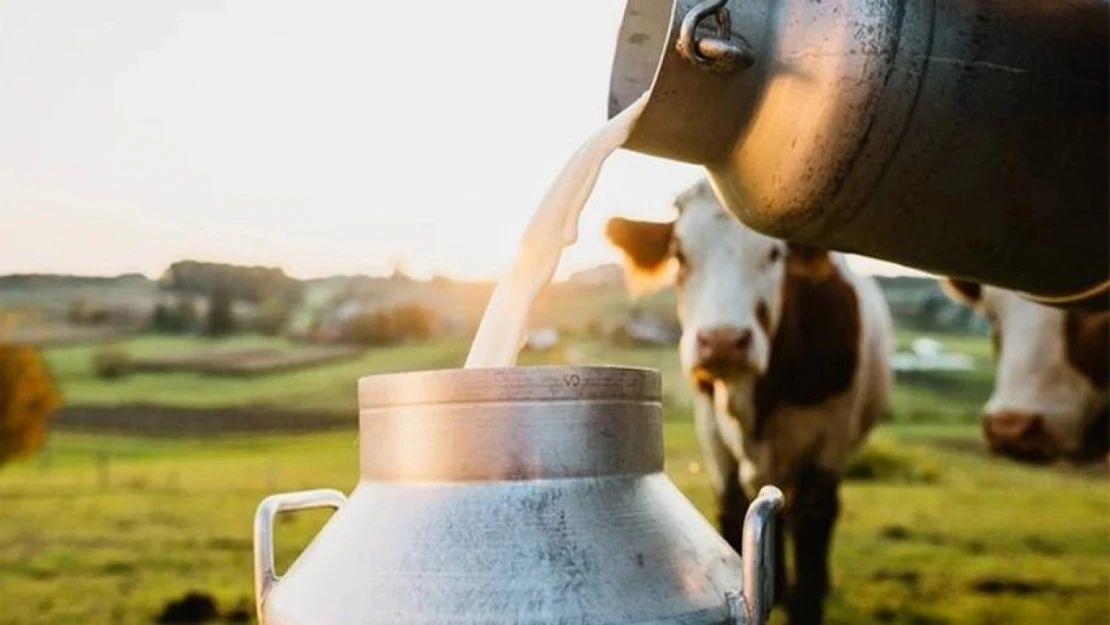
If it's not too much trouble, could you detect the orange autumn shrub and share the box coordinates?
[0,344,63,466]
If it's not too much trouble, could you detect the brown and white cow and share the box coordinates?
[942,279,1109,464]
[605,180,894,625]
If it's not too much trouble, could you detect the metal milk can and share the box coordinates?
[609,0,1109,309]
[253,366,785,624]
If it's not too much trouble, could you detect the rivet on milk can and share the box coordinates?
[608,0,1109,309]
[252,366,785,624]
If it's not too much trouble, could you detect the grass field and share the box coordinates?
[43,336,470,413]
[2,333,1107,624]
[41,330,996,415]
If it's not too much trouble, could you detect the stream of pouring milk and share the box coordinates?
[464,93,651,369]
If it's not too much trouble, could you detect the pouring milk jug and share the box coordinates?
[608,0,1109,309]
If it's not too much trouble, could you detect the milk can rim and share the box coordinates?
[357,365,662,409]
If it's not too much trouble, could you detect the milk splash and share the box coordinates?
[464,93,650,368]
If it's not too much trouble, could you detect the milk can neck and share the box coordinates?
[356,366,664,482]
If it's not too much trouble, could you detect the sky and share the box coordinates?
[0,0,926,282]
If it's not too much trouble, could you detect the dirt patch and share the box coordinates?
[879,525,914,542]
[1023,535,1063,555]
[970,577,1051,596]
[872,568,922,587]
[53,404,352,437]
[202,345,363,377]
[154,592,256,624]
[224,603,250,623]
[205,537,252,551]
[871,607,948,624]
[132,348,275,373]
[923,437,1109,480]
[132,345,363,377]
[878,525,948,546]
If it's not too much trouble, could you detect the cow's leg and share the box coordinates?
[718,468,749,554]
[786,464,840,625]
[693,391,744,552]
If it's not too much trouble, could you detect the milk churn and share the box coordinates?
[609,0,1109,309]
[253,366,785,624]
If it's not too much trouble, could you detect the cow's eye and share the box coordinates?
[768,247,782,263]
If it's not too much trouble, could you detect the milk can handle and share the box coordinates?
[728,485,785,624]
[676,0,754,73]
[253,488,347,624]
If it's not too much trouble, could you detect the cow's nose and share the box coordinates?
[982,411,1053,464]
[694,326,753,377]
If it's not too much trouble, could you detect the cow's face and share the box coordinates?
[605,181,787,387]
[943,279,1110,464]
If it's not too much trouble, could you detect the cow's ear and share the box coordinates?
[604,217,677,297]
[941,277,983,306]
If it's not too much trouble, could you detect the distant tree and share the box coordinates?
[256,296,289,336]
[91,345,132,380]
[343,310,394,346]
[67,298,92,324]
[151,303,176,333]
[159,260,302,307]
[914,295,947,331]
[175,297,199,333]
[389,303,434,341]
[152,297,199,334]
[0,345,63,468]
[205,284,235,337]
[955,304,978,331]
[389,260,412,283]
[307,308,327,340]
[67,298,108,326]
[341,303,437,346]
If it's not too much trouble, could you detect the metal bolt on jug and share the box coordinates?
[252,366,784,624]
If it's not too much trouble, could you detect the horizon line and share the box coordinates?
[0,259,938,284]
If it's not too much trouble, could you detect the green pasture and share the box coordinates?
[41,330,992,418]
[43,336,468,413]
[1,333,1106,624]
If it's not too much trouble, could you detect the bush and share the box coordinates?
[67,298,108,326]
[256,296,289,336]
[92,346,133,381]
[0,345,63,466]
[151,298,200,334]
[151,303,175,332]
[343,311,395,346]
[175,297,199,332]
[389,304,434,341]
[341,303,436,346]
[205,285,235,338]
